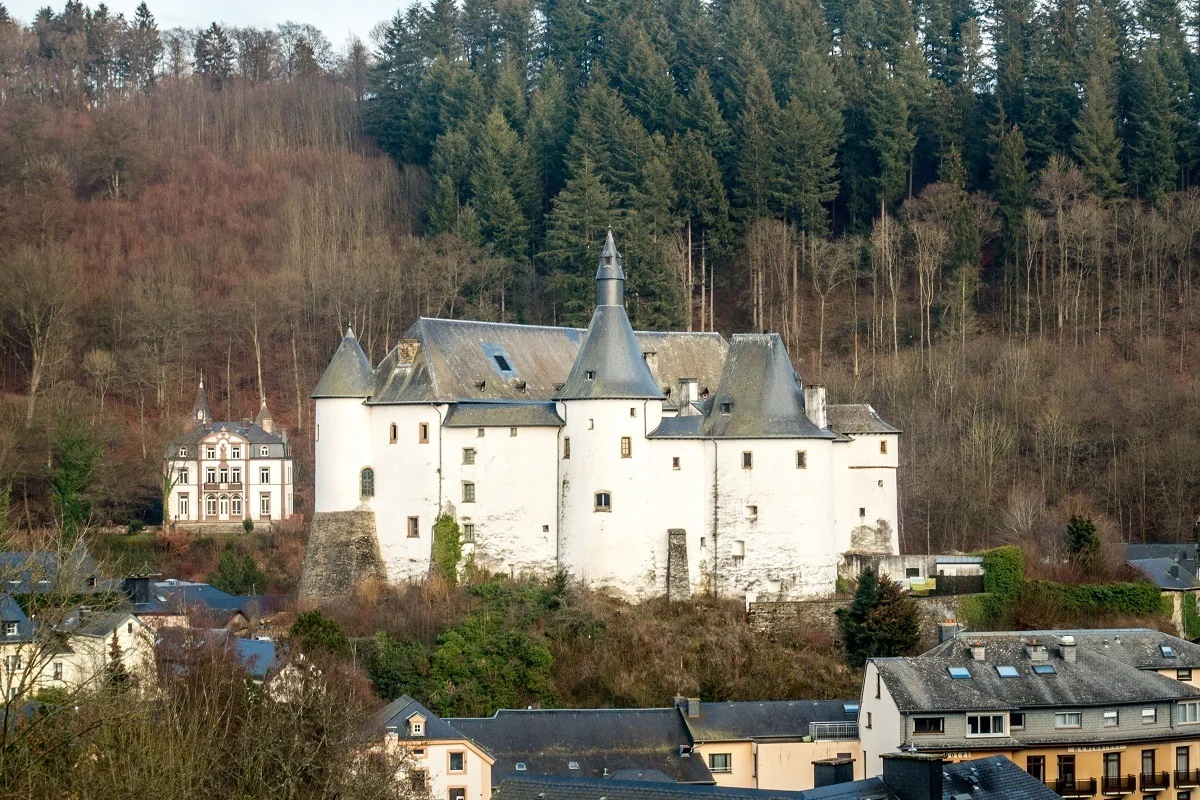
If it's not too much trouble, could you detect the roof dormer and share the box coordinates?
[407,712,427,737]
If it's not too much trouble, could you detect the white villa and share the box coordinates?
[303,232,900,601]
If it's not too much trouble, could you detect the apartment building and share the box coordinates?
[860,629,1200,800]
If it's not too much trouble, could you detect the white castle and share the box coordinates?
[301,233,900,601]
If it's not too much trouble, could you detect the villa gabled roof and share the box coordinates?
[312,328,374,399]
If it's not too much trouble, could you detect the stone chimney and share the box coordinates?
[687,698,700,719]
[882,753,944,800]
[1025,637,1048,661]
[1061,635,1077,662]
[804,385,828,430]
[938,620,964,644]
[970,640,987,661]
[813,758,856,788]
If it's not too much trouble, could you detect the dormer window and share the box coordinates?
[408,714,426,737]
[720,402,733,414]
[178,446,188,458]
[3,621,17,637]
[605,254,613,265]
[585,370,596,380]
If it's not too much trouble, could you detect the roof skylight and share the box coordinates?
[996,666,1019,678]
[1162,645,1177,658]
[1033,664,1057,675]
[843,703,860,714]
[948,667,971,679]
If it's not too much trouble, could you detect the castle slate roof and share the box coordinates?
[698,335,835,440]
[683,700,859,742]
[873,629,1200,714]
[312,327,374,398]
[555,305,666,400]
[447,707,715,784]
[828,404,901,434]
[443,402,565,428]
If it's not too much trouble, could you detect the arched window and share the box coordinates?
[361,467,375,498]
[594,491,612,512]
[231,495,242,515]
[218,495,229,515]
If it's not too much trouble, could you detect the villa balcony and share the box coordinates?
[1140,772,1171,792]
[1050,778,1097,797]
[1101,776,1136,795]
[1176,770,1200,788]
[202,482,244,492]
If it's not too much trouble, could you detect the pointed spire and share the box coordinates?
[346,326,356,338]
[595,229,625,307]
[191,376,213,424]
[313,328,374,399]
[255,397,274,433]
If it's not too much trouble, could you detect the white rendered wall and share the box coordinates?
[558,398,671,598]
[833,432,900,554]
[858,661,904,777]
[645,436,709,595]
[442,424,559,578]
[711,439,839,600]
[314,397,373,513]
[369,406,444,581]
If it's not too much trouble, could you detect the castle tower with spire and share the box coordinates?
[301,233,901,601]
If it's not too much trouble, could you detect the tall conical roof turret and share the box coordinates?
[312,327,375,399]
[556,232,664,400]
[191,377,213,424]
[255,398,275,432]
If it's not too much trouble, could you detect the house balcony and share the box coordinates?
[809,722,859,741]
[1101,776,1136,795]
[1175,770,1200,788]
[1140,772,1171,792]
[1050,778,1097,797]
[202,482,244,493]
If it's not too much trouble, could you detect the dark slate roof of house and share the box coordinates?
[167,420,287,453]
[874,630,1200,713]
[447,708,715,784]
[698,335,834,440]
[234,637,278,680]
[0,594,32,639]
[60,609,133,638]
[492,774,818,800]
[684,700,859,742]
[376,695,476,743]
[1126,543,1200,565]
[312,328,375,398]
[364,321,726,407]
[1127,557,1200,590]
[942,755,1060,800]
[0,542,102,595]
[827,405,901,434]
[443,402,565,428]
[128,580,266,622]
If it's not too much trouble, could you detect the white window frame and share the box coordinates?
[1179,702,1200,725]
[206,495,217,515]
[966,713,1007,738]
[178,468,189,484]
[231,467,241,483]
[231,447,241,459]
[1144,707,1159,724]
[231,495,242,515]
[206,447,216,459]
[178,494,190,518]
[708,753,732,773]
[1104,709,1119,727]
[260,446,269,457]
[205,467,217,484]
[259,494,270,516]
[260,467,270,483]
[3,621,17,637]
[1055,712,1083,729]
[178,446,187,458]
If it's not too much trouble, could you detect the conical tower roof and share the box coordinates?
[191,378,213,423]
[254,398,274,430]
[312,327,374,399]
[555,232,664,401]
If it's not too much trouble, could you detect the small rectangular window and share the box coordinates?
[1105,710,1119,726]
[206,447,216,459]
[449,752,465,772]
[462,482,475,503]
[1009,711,1025,730]
[494,354,511,371]
[1055,712,1083,728]
[419,423,429,443]
[260,467,270,483]
[1144,707,1158,724]
[796,450,807,469]
[588,419,594,430]
[563,437,571,459]
[477,427,485,437]
[859,507,866,518]
[260,445,269,457]
[620,437,632,458]
[913,717,944,734]
[53,661,62,680]
[742,451,753,469]
[630,407,637,417]
[510,427,517,437]
[720,402,733,414]
[389,424,398,444]
[449,789,466,800]
[462,523,475,543]
[866,711,872,728]
[1180,669,1194,681]
[746,505,758,520]
[231,447,241,459]
[672,456,680,470]
[463,448,476,464]
[594,491,611,512]
[708,753,731,773]
[408,516,420,538]
[880,440,888,455]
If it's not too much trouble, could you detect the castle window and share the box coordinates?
[260,446,269,457]
[620,437,632,458]
[408,517,420,538]
[477,428,485,438]
[231,446,241,459]
[630,407,637,417]
[360,468,375,498]
[178,446,187,458]
[419,423,429,443]
[389,424,398,444]
[510,427,517,437]
[672,457,680,470]
[494,354,512,372]
[588,419,594,430]
[462,482,475,503]
[563,438,571,459]
[585,370,596,380]
[462,523,475,543]
[594,491,612,512]
[747,505,758,520]
[463,448,476,465]
[742,451,753,469]
[859,507,866,518]
[542,524,550,533]
[880,440,888,455]
[796,451,807,469]
[260,467,270,483]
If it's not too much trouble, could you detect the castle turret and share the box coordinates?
[254,398,275,434]
[557,232,666,594]
[312,327,374,513]
[191,378,213,425]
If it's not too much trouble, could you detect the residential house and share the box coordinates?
[677,697,863,790]
[375,695,495,800]
[859,628,1200,800]
[1124,545,1200,634]
[123,576,269,633]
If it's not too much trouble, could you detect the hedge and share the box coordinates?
[1025,580,1171,617]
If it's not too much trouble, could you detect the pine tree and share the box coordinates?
[774,93,841,233]
[525,66,572,239]
[734,62,780,220]
[121,2,162,93]
[367,7,426,162]
[1073,2,1124,201]
[836,566,921,667]
[541,158,620,324]
[685,68,734,176]
[866,65,915,210]
[613,22,684,136]
[473,108,532,263]
[1126,46,1178,203]
[671,131,734,259]
[194,22,234,90]
[990,116,1032,252]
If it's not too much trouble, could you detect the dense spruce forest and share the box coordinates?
[0,0,1199,573]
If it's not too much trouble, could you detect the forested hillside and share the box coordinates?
[0,0,1199,569]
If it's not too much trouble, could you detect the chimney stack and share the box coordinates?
[687,698,701,719]
[1025,637,1048,661]
[122,575,152,605]
[970,640,987,661]
[938,620,964,644]
[813,758,856,788]
[882,753,944,800]
[1061,635,1077,662]
[804,385,829,430]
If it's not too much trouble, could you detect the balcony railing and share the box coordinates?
[1050,778,1097,797]
[809,722,859,741]
[202,482,244,492]
[1176,770,1200,788]
[1140,772,1171,792]
[1101,776,1136,795]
